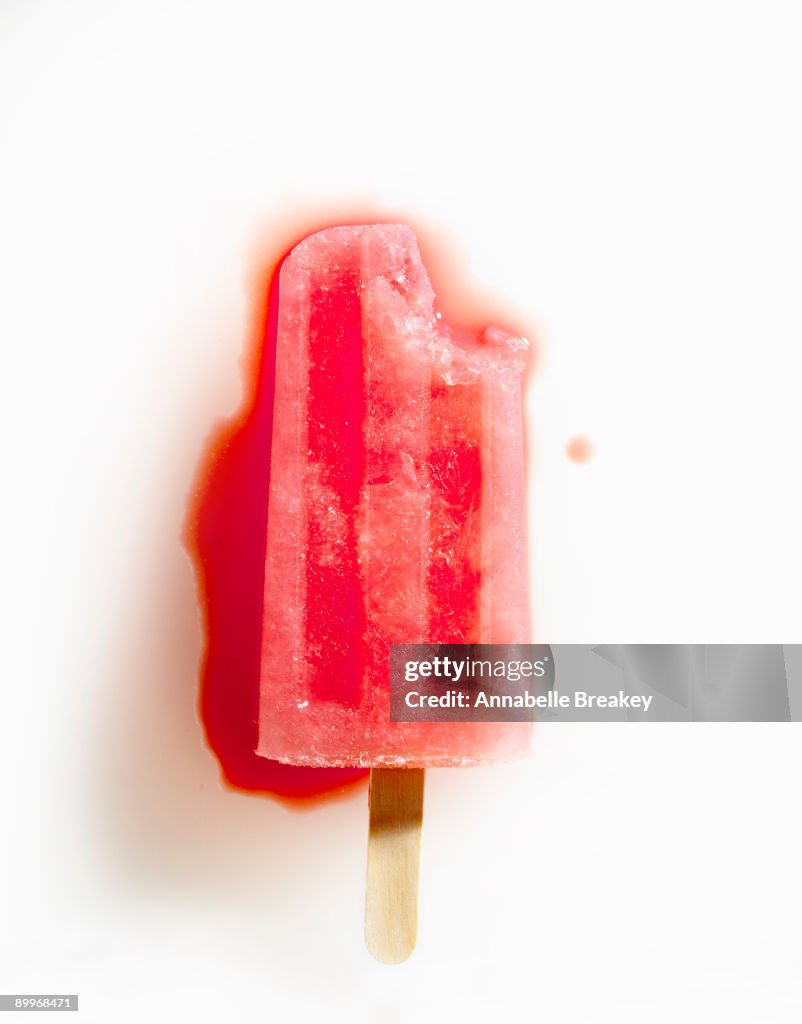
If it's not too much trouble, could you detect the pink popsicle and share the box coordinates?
[257,224,531,768]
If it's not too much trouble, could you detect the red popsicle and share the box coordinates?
[255,224,531,961]
[257,224,531,767]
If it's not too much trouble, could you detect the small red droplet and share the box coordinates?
[566,435,594,464]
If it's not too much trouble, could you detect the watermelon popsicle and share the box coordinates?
[256,223,531,959]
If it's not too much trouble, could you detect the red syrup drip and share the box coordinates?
[566,435,594,464]
[185,256,368,802]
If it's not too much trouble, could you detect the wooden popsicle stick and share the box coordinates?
[365,767,425,964]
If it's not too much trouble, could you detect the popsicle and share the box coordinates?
[256,223,531,960]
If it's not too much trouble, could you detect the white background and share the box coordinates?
[2,1,802,1021]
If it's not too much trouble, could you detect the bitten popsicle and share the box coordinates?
[256,223,531,960]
